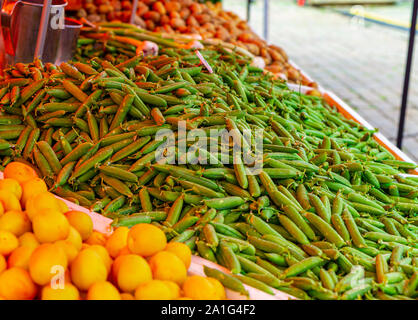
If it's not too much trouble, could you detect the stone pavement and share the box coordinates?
[223,0,418,161]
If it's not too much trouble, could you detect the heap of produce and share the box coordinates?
[0,161,230,300]
[69,0,311,84]
[0,27,416,300]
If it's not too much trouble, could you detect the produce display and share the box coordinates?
[0,23,417,300]
[0,161,232,300]
[68,0,312,85]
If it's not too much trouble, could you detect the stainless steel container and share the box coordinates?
[56,17,82,64]
[0,0,67,65]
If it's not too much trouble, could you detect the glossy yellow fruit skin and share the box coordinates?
[8,246,35,270]
[207,277,226,299]
[87,245,112,273]
[3,162,38,184]
[29,243,68,286]
[0,179,22,200]
[55,240,79,264]
[165,242,192,268]
[0,267,37,300]
[163,281,181,299]
[65,211,93,241]
[182,275,221,300]
[120,293,135,300]
[41,283,80,300]
[70,248,108,291]
[32,209,70,243]
[127,224,166,257]
[0,210,31,237]
[66,226,82,251]
[135,280,173,300]
[0,230,19,256]
[115,254,152,293]
[149,251,187,285]
[87,281,121,300]
[105,227,129,258]
[21,178,47,207]
[26,192,61,220]
[0,190,22,212]
[18,232,39,248]
[85,231,107,246]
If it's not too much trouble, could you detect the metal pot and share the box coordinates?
[0,0,67,65]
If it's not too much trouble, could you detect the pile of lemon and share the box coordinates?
[0,162,226,300]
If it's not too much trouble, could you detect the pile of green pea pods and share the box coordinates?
[0,28,416,300]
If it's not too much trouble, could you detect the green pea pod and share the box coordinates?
[203,266,249,297]
[219,242,241,274]
[54,161,76,188]
[70,146,113,180]
[204,197,245,210]
[342,207,367,248]
[165,194,184,226]
[36,141,62,174]
[197,242,218,264]
[303,211,345,248]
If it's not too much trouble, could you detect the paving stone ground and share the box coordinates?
[223,0,418,161]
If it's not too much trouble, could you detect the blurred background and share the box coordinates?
[222,0,417,161]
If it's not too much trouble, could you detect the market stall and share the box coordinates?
[0,0,416,301]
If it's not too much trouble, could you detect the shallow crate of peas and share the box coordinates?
[0,30,417,300]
